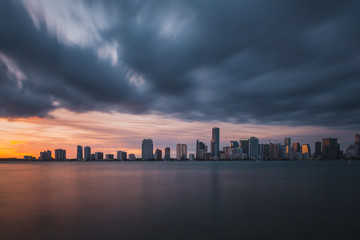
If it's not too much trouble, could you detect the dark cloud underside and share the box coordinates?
[0,0,359,127]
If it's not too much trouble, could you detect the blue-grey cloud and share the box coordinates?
[0,0,359,127]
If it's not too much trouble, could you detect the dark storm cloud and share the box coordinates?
[0,0,359,127]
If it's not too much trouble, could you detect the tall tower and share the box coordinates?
[315,141,321,157]
[211,127,220,157]
[176,144,187,160]
[84,146,91,160]
[164,147,170,160]
[142,139,153,160]
[77,145,83,160]
[248,137,259,160]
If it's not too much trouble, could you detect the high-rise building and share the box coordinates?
[248,137,259,159]
[301,144,311,155]
[164,147,170,160]
[315,141,321,157]
[117,151,127,161]
[196,140,207,160]
[176,143,187,160]
[155,149,162,160]
[270,143,279,160]
[40,150,52,161]
[77,145,83,160]
[284,138,291,158]
[263,144,270,160]
[55,149,66,161]
[322,138,339,160]
[210,127,220,157]
[240,139,249,158]
[84,146,91,161]
[142,139,153,160]
[95,152,103,160]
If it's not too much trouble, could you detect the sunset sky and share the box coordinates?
[0,0,359,158]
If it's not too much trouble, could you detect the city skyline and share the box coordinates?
[1,113,359,159]
[18,127,360,160]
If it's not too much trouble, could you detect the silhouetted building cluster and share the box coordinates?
[31,129,358,161]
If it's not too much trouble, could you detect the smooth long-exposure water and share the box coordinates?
[0,161,359,240]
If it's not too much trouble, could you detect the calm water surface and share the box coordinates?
[0,161,359,240]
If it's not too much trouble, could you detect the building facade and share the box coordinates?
[176,143,187,160]
[248,137,259,160]
[55,149,66,161]
[77,145,83,160]
[142,139,154,160]
[210,127,220,157]
[84,146,91,161]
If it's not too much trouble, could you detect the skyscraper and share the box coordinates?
[77,145,83,160]
[84,146,91,161]
[315,141,321,157]
[322,138,339,160]
[270,143,280,160]
[284,137,291,158]
[164,147,170,160]
[196,140,207,160]
[210,127,220,157]
[155,149,162,160]
[176,143,187,160]
[240,139,249,158]
[55,149,66,161]
[248,137,259,159]
[142,139,153,160]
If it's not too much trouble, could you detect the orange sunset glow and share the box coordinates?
[0,109,355,159]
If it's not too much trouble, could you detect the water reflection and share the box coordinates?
[0,162,359,240]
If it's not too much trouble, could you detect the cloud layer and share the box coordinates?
[0,0,359,127]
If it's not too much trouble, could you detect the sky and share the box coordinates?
[0,0,359,158]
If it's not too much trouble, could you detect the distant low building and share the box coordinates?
[189,154,195,161]
[95,152,103,160]
[129,154,136,161]
[117,151,127,161]
[106,154,114,160]
[40,150,52,161]
[24,155,36,161]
